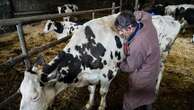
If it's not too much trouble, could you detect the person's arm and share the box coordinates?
[119,44,145,73]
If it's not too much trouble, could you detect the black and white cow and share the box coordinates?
[175,7,194,25]
[19,14,181,110]
[57,4,78,21]
[145,4,165,15]
[165,4,194,17]
[175,7,194,39]
[43,20,82,40]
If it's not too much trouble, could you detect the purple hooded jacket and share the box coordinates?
[119,11,160,110]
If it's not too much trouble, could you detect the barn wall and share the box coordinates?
[0,0,15,34]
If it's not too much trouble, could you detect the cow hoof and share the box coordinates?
[98,106,105,110]
[81,106,92,110]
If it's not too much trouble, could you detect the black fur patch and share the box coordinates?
[61,7,67,13]
[47,23,52,31]
[57,52,82,83]
[110,51,113,59]
[42,51,82,83]
[69,5,74,10]
[54,21,64,33]
[115,51,121,60]
[74,26,106,70]
[67,48,71,52]
[107,70,114,80]
[103,60,107,65]
[115,36,122,48]
[103,74,106,78]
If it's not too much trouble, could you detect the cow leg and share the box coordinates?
[98,80,110,110]
[84,85,96,110]
[155,62,164,94]
[180,18,187,33]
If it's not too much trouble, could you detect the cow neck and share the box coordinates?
[126,22,142,45]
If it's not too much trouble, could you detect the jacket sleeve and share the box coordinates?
[134,11,152,22]
[119,44,145,73]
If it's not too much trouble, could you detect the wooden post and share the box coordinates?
[16,23,31,69]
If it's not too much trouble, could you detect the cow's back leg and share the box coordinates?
[98,79,110,110]
[84,85,96,110]
[155,62,164,94]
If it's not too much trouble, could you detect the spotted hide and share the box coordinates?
[20,14,124,110]
[19,14,180,110]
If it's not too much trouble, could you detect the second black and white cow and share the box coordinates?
[57,4,78,21]
[19,14,181,110]
[165,4,194,17]
[145,4,165,15]
[175,7,194,25]
[43,20,82,40]
[175,7,194,39]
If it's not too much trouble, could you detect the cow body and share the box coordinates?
[175,8,194,25]
[174,7,194,40]
[151,15,181,92]
[19,14,180,110]
[57,4,78,21]
[146,4,165,15]
[164,4,194,17]
[43,20,82,40]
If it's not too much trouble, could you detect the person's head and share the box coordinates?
[115,10,137,38]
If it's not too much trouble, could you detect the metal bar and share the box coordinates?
[0,7,120,26]
[120,0,122,12]
[14,10,53,16]
[0,35,71,69]
[112,2,116,14]
[92,12,95,19]
[16,23,31,69]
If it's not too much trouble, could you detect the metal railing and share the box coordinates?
[0,4,121,70]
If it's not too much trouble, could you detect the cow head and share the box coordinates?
[43,20,57,33]
[175,7,185,21]
[19,56,66,110]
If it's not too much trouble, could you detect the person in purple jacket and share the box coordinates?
[115,10,161,110]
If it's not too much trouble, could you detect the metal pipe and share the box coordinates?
[112,2,116,14]
[0,7,120,26]
[92,12,95,19]
[120,0,122,12]
[16,23,31,69]
[0,35,71,68]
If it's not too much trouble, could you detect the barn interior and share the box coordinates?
[1,0,194,110]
